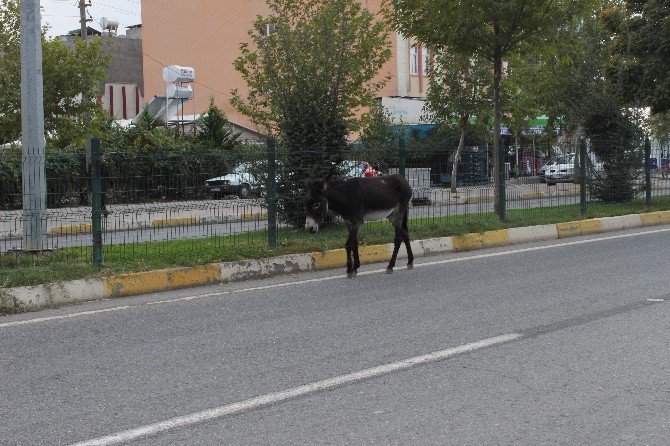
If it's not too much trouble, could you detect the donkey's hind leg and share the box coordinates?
[386,227,403,274]
[402,208,413,269]
[386,210,404,273]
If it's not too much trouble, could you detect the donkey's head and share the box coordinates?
[304,175,331,234]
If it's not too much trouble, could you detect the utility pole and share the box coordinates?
[79,0,92,168]
[20,0,47,251]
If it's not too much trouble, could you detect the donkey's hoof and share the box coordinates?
[347,271,357,279]
[407,264,414,270]
[385,268,393,274]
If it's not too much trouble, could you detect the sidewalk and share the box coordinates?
[0,181,573,238]
[0,198,267,239]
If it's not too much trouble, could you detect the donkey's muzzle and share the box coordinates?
[305,217,319,234]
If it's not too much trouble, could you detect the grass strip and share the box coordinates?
[2,197,670,288]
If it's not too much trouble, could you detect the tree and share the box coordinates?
[356,103,398,173]
[422,52,491,191]
[646,112,670,143]
[386,0,591,218]
[0,0,109,146]
[501,55,543,175]
[534,5,614,133]
[231,0,391,226]
[601,0,670,114]
[196,98,240,150]
[583,93,644,202]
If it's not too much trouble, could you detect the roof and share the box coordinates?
[67,26,102,37]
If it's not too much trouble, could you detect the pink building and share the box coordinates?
[141,0,430,134]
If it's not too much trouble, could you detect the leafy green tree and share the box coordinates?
[601,0,670,114]
[232,0,391,226]
[501,55,543,175]
[584,94,644,202]
[422,52,491,191]
[526,2,644,199]
[0,0,20,144]
[356,103,398,173]
[386,0,591,217]
[534,6,613,132]
[646,112,670,143]
[196,98,240,150]
[0,0,109,146]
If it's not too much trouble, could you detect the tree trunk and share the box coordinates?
[493,52,503,217]
[451,117,468,193]
[515,132,520,176]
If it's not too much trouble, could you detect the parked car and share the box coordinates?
[543,153,576,186]
[205,163,261,199]
[537,159,550,183]
[338,160,379,178]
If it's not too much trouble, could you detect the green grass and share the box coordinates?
[2,196,670,288]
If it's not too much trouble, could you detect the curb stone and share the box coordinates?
[2,211,670,313]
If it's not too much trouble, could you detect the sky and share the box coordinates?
[40,0,142,38]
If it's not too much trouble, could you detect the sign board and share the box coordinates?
[163,65,195,83]
[380,97,429,125]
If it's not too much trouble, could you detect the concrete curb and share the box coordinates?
[2,210,670,313]
[44,212,270,236]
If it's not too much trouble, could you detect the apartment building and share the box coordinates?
[140,0,430,134]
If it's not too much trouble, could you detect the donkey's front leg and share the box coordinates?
[345,227,358,278]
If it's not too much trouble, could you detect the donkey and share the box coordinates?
[305,174,414,278]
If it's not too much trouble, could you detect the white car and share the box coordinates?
[544,153,576,186]
[205,163,260,199]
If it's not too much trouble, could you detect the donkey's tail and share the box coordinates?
[402,205,409,231]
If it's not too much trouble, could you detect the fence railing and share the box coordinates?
[1,137,669,268]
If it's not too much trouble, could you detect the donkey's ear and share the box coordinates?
[305,178,313,189]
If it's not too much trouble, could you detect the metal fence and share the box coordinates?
[1,137,669,268]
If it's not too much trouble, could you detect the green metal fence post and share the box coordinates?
[398,135,406,178]
[645,136,652,208]
[267,137,277,248]
[579,137,587,216]
[497,138,506,221]
[91,138,103,266]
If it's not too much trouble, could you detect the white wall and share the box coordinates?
[102,83,144,120]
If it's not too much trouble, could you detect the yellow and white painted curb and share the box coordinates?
[152,217,198,228]
[2,211,670,313]
[49,224,93,235]
[45,212,268,235]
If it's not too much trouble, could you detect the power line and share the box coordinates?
[143,52,234,100]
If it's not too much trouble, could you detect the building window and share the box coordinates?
[260,23,275,36]
[422,47,431,76]
[410,45,419,75]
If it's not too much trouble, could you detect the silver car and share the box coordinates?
[205,163,260,199]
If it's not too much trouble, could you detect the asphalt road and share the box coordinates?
[1,225,670,445]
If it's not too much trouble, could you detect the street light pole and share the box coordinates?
[79,0,91,168]
[20,0,47,251]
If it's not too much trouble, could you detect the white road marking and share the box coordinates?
[0,306,132,328]
[68,332,522,446]
[647,298,665,302]
[3,226,670,330]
